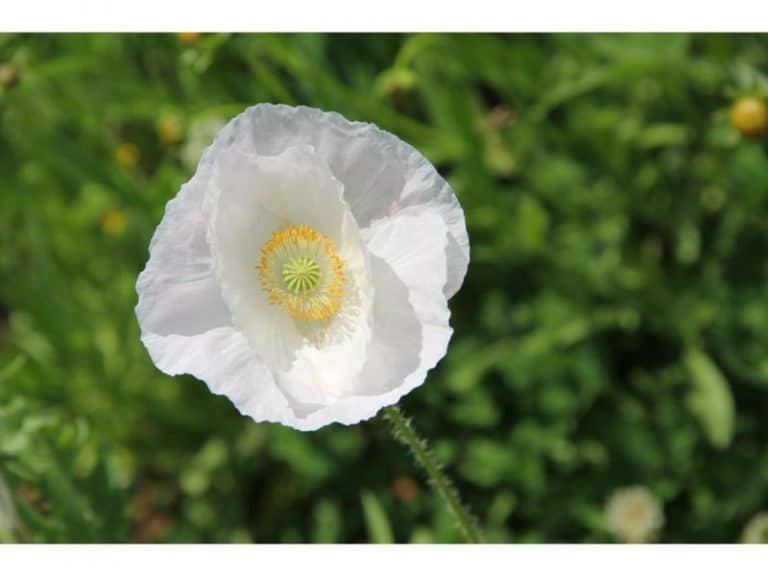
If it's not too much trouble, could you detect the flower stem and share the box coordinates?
[382,405,484,543]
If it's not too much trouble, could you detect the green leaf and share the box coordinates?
[684,348,735,449]
[0,474,17,543]
[311,499,342,543]
[360,491,393,544]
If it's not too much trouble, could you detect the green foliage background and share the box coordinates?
[1,33,768,543]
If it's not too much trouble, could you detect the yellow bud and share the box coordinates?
[101,210,128,237]
[730,96,768,137]
[114,143,140,167]
[177,33,202,45]
[156,115,183,145]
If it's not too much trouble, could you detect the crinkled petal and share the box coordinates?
[135,178,230,337]
[214,104,469,299]
[362,208,452,328]
[135,166,297,424]
[282,211,453,430]
[141,329,292,424]
[205,144,373,406]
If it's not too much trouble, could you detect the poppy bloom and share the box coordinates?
[136,105,469,430]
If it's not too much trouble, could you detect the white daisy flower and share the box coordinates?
[604,485,664,543]
[136,104,469,431]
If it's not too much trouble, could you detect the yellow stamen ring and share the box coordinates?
[257,224,345,322]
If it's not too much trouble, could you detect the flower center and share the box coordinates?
[257,224,345,322]
[282,256,321,294]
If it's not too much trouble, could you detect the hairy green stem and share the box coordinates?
[382,405,484,543]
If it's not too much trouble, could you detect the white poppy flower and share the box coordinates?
[136,104,469,431]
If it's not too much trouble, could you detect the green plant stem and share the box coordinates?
[382,405,484,543]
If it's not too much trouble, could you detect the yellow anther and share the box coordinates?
[257,225,345,322]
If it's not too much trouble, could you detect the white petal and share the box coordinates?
[214,104,469,299]
[135,177,230,337]
[363,209,452,328]
[205,144,373,406]
[141,329,293,424]
[284,212,453,430]
[135,164,297,425]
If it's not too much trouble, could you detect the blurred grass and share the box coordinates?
[1,33,768,543]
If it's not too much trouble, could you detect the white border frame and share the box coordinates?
[1,1,768,32]
[1,544,768,575]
